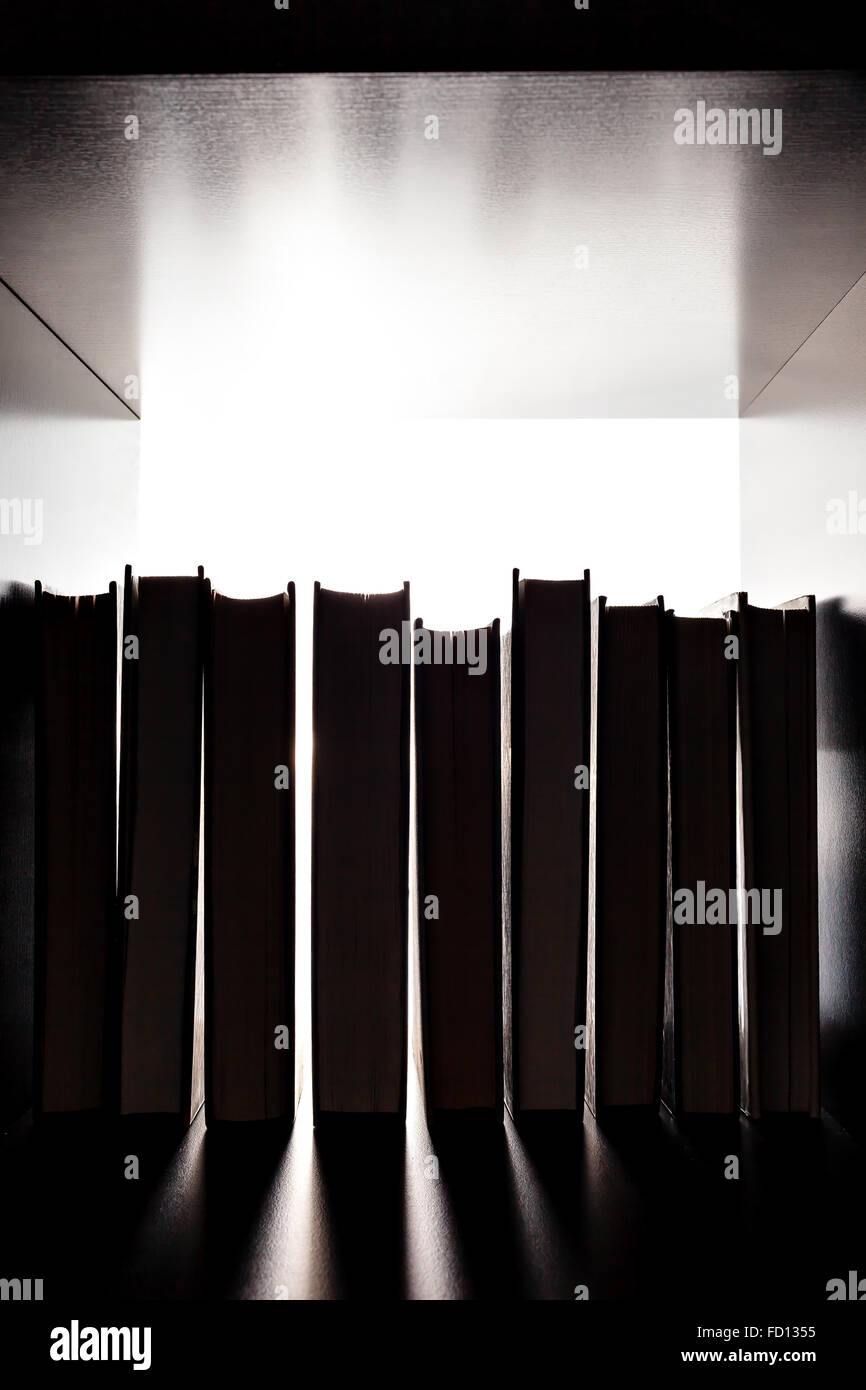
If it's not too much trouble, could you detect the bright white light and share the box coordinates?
[139,415,738,616]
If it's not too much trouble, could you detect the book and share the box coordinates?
[705,592,819,1117]
[205,586,296,1125]
[502,570,590,1117]
[0,582,36,1125]
[780,597,820,1116]
[585,596,668,1113]
[117,566,208,1123]
[663,613,738,1114]
[312,583,410,1119]
[415,618,503,1119]
[34,582,118,1117]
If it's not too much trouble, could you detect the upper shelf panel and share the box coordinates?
[0,72,864,419]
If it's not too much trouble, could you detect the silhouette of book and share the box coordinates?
[205,586,296,1125]
[662,613,738,1114]
[585,596,667,1113]
[312,583,409,1118]
[705,592,819,1117]
[34,582,118,1117]
[415,618,502,1119]
[0,583,36,1125]
[117,566,208,1123]
[502,570,590,1117]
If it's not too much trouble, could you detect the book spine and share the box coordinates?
[584,596,604,1116]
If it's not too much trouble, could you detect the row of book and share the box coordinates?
[0,567,819,1129]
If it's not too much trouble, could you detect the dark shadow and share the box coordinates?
[583,1103,864,1303]
[312,1115,408,1300]
[200,1120,291,1299]
[3,1102,865,1302]
[426,1114,523,1299]
[0,1111,180,1301]
[110,1113,209,1299]
[505,1111,587,1299]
